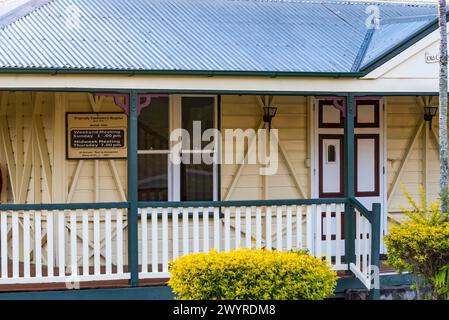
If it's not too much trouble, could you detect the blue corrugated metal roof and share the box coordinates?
[361,14,436,69]
[0,0,439,74]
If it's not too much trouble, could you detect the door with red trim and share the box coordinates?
[312,98,385,255]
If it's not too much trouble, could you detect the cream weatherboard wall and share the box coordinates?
[0,92,443,220]
[221,95,309,201]
[220,95,444,226]
[0,91,127,205]
[385,96,441,223]
[0,92,309,205]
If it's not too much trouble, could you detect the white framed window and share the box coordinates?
[137,95,218,201]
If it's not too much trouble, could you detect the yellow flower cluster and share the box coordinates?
[385,222,449,272]
[168,249,337,300]
[385,185,449,281]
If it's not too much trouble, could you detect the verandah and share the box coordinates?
[0,90,382,298]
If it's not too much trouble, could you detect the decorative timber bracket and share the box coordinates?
[315,96,347,116]
[94,93,169,115]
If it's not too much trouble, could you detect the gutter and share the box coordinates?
[0,68,364,78]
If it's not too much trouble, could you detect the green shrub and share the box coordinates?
[385,186,449,299]
[168,249,337,300]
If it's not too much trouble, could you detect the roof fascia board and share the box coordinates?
[0,73,441,93]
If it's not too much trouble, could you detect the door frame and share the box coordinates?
[309,96,388,252]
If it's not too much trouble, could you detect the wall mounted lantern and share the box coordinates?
[263,106,278,131]
[424,106,438,130]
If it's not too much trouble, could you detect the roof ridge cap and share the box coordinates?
[0,0,54,31]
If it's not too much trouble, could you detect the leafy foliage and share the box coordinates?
[168,249,337,300]
[435,264,449,299]
[399,185,448,226]
[385,185,449,299]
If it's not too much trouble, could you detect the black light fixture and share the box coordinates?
[263,106,278,131]
[424,106,438,130]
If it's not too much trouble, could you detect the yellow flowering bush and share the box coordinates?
[385,186,449,299]
[385,223,449,273]
[168,249,337,300]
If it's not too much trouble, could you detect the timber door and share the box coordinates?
[312,98,386,255]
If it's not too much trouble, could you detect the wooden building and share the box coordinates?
[0,0,445,298]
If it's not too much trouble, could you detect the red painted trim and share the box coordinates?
[354,134,380,197]
[94,93,168,115]
[318,134,345,198]
[355,99,380,128]
[321,211,345,241]
[315,96,347,116]
[318,100,344,128]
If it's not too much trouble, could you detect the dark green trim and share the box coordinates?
[138,198,348,208]
[335,276,364,293]
[335,273,415,293]
[0,274,414,299]
[0,202,128,211]
[0,67,364,78]
[127,91,139,287]
[217,94,222,201]
[0,286,174,300]
[350,197,372,222]
[344,93,356,268]
[0,199,347,211]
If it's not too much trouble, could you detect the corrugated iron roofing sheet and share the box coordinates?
[0,0,439,73]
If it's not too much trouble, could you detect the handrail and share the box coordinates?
[138,198,348,208]
[0,198,349,211]
[349,197,372,223]
[348,197,381,299]
[0,202,129,211]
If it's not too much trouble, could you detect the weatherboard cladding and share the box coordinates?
[0,0,439,73]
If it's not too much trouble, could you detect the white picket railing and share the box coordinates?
[138,202,348,280]
[350,208,373,289]
[0,206,129,285]
[0,200,378,287]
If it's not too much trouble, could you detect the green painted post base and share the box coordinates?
[368,288,381,300]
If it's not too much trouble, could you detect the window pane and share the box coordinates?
[138,97,169,150]
[181,163,214,201]
[182,97,214,149]
[138,154,168,201]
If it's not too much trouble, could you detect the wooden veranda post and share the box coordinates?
[344,94,356,268]
[128,91,139,286]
